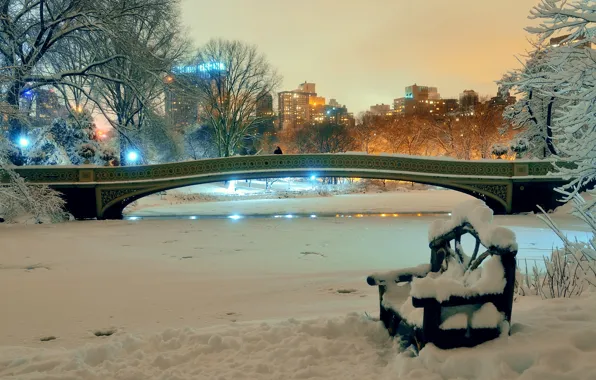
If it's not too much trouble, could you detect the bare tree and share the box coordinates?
[93,0,189,163]
[354,112,384,153]
[190,39,281,157]
[0,0,178,164]
[379,116,430,156]
[283,122,355,154]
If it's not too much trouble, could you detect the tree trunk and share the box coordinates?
[545,96,557,156]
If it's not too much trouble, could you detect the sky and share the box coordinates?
[180,0,541,114]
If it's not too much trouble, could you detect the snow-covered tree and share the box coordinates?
[502,0,595,202]
[24,115,99,166]
[93,0,189,164]
[500,51,559,159]
[524,1,596,203]
[184,125,218,160]
[0,136,66,223]
[508,1,596,298]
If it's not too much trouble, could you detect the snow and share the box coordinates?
[410,255,506,302]
[472,255,508,295]
[3,294,596,379]
[399,297,424,327]
[428,199,518,251]
[1,193,595,379]
[439,312,468,330]
[368,264,431,285]
[381,284,412,311]
[470,303,504,329]
[129,189,474,217]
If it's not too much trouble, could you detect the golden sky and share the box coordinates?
[180,0,540,113]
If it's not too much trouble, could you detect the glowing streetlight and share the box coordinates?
[126,150,139,164]
[18,137,30,148]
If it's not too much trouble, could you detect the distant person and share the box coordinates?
[273,146,283,154]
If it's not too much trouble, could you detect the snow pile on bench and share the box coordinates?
[399,297,424,327]
[368,264,431,285]
[471,302,504,329]
[410,254,507,302]
[438,303,504,330]
[428,199,518,251]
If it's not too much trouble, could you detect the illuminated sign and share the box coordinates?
[199,62,226,72]
[172,61,227,75]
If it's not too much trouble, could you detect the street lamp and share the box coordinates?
[18,137,30,148]
[126,150,140,165]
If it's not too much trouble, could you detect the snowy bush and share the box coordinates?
[77,143,97,161]
[0,138,67,223]
[24,117,101,166]
[509,138,528,159]
[99,147,117,165]
[491,144,509,159]
[517,192,596,299]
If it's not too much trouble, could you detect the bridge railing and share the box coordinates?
[4,154,559,185]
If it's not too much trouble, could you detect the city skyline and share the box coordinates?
[180,0,541,113]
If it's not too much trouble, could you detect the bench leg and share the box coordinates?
[422,300,441,347]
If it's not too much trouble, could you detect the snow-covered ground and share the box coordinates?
[1,192,594,379]
[128,187,476,217]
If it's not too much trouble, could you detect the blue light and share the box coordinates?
[189,216,197,220]
[128,216,139,221]
[284,214,294,219]
[199,61,226,72]
[173,62,226,75]
[126,151,139,163]
[310,215,317,218]
[310,175,317,180]
[18,137,30,148]
[228,214,243,220]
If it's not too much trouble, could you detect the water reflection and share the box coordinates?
[124,211,449,221]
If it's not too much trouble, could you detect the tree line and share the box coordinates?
[277,101,516,159]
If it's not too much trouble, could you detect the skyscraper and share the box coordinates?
[165,62,228,128]
[165,84,199,128]
[394,84,447,116]
[278,91,311,130]
[405,84,440,101]
[459,90,479,115]
[278,83,353,129]
[34,88,62,122]
[369,104,391,116]
[256,92,274,118]
[278,82,318,130]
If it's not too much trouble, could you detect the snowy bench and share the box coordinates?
[366,200,518,350]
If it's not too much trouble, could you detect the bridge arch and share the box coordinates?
[99,169,510,219]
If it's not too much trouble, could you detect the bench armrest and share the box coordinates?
[367,264,432,286]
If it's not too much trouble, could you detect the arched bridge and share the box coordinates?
[8,154,568,219]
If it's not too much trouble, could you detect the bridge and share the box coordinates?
[7,154,568,220]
